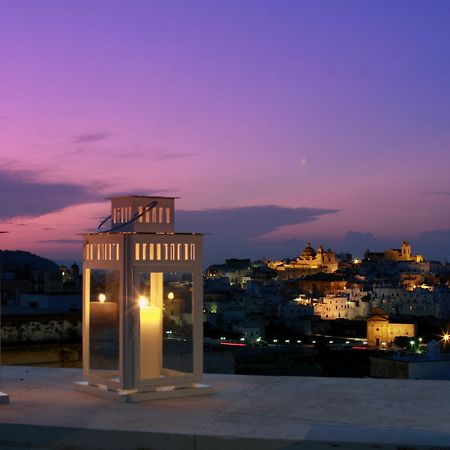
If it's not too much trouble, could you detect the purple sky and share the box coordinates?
[1,0,450,265]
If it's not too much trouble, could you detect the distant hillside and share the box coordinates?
[0,250,58,271]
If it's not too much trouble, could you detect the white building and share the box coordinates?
[314,294,370,320]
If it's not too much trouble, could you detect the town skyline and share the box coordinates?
[1,1,450,264]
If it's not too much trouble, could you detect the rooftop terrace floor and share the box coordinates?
[0,366,450,449]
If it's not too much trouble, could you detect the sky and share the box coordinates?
[1,0,450,265]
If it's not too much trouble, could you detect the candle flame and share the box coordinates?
[138,296,149,308]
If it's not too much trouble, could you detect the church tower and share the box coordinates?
[401,240,411,261]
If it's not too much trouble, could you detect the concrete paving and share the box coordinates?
[1,366,450,449]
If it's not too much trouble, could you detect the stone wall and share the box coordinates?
[1,313,81,343]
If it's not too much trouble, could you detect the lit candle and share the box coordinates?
[90,298,118,331]
[89,295,119,370]
[139,298,162,379]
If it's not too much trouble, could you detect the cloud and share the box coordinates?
[423,191,450,196]
[414,229,450,262]
[176,205,338,265]
[74,132,112,144]
[104,188,175,198]
[36,239,81,244]
[0,168,102,220]
[152,151,199,161]
[110,148,199,161]
[338,231,384,257]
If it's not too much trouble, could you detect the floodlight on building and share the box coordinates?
[75,195,211,401]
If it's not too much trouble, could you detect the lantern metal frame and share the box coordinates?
[75,196,211,401]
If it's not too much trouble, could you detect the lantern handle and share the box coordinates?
[97,200,159,232]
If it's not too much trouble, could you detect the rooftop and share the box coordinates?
[1,366,450,449]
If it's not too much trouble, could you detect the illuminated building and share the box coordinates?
[314,294,370,320]
[366,308,416,347]
[365,240,424,263]
[268,242,339,277]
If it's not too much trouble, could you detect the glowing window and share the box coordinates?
[152,208,157,223]
[156,243,161,260]
[142,243,147,260]
[163,243,169,260]
[170,244,176,260]
[166,208,171,224]
[190,244,196,260]
[177,243,182,260]
[138,207,143,223]
[149,243,154,260]
[184,243,189,260]
[158,208,163,223]
[135,243,140,261]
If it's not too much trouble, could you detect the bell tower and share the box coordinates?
[401,240,411,261]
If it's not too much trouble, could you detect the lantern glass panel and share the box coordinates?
[88,269,120,380]
[136,271,193,380]
[163,272,193,375]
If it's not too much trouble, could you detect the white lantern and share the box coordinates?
[75,196,210,401]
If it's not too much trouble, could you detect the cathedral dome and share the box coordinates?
[301,243,316,258]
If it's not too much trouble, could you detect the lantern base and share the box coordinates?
[0,392,9,404]
[74,381,213,402]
